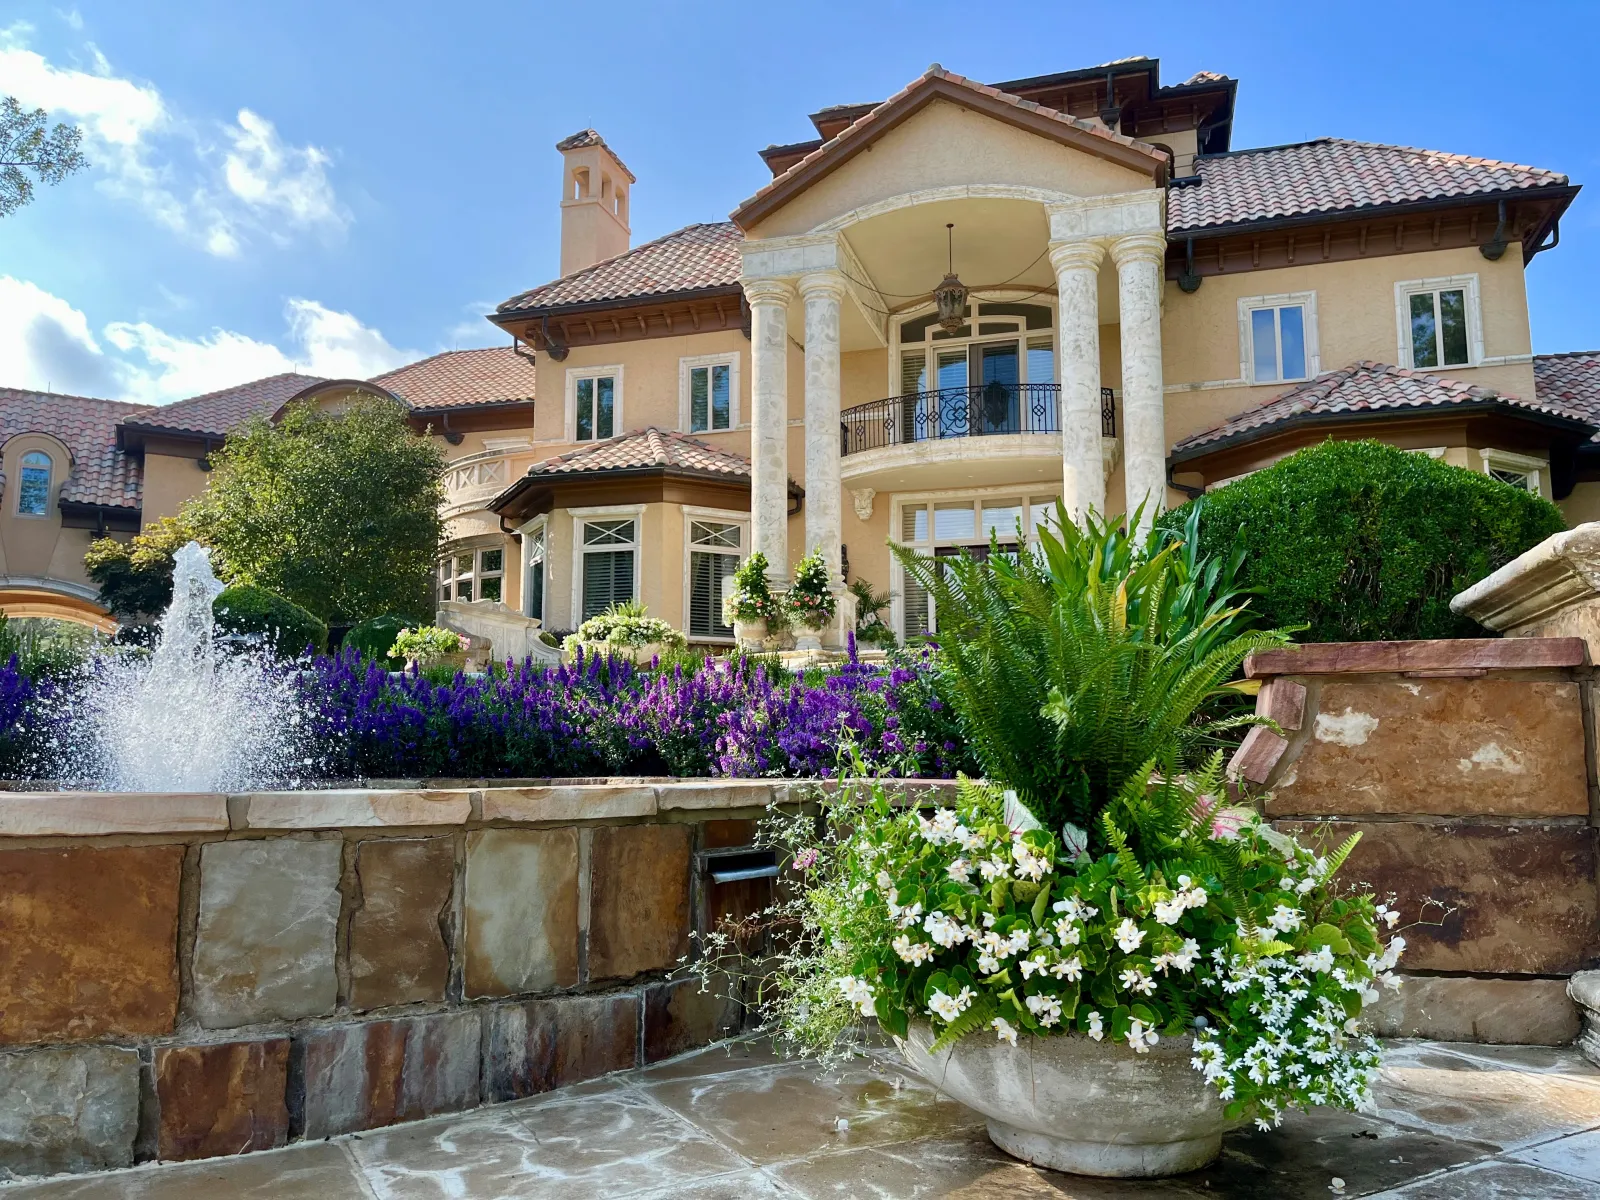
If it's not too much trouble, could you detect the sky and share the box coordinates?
[2,0,1597,407]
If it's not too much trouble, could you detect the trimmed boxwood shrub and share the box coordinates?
[343,613,410,668]
[1162,439,1566,642]
[213,584,328,656]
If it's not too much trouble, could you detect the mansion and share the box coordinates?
[2,57,1598,645]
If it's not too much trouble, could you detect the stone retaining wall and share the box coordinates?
[0,780,953,1179]
[1230,638,1600,1046]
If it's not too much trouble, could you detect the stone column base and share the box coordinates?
[1571,971,1600,1067]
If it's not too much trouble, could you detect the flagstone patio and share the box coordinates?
[3,1038,1598,1199]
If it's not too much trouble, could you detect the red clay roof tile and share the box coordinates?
[372,346,536,411]
[0,388,150,510]
[496,222,743,314]
[523,427,750,480]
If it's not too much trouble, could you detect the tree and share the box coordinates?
[2,96,87,216]
[84,516,196,624]
[183,396,446,624]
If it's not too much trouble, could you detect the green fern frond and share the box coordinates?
[928,994,998,1052]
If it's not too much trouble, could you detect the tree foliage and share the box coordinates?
[892,505,1285,839]
[84,516,196,624]
[1,96,88,216]
[1161,439,1567,642]
[214,584,327,656]
[183,397,445,624]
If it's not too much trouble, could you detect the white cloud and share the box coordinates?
[445,300,507,349]
[0,276,415,405]
[0,30,345,255]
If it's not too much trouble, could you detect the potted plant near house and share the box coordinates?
[390,625,466,673]
[787,547,836,652]
[690,506,1402,1179]
[564,599,687,663]
[724,552,783,651]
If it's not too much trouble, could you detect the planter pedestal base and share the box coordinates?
[986,1119,1221,1178]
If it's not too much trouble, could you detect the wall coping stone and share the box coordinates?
[0,792,228,836]
[1244,637,1588,679]
[238,790,474,829]
[1451,523,1600,632]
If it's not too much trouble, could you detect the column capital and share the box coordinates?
[741,277,796,306]
[796,270,849,303]
[1108,231,1168,267]
[1048,239,1107,274]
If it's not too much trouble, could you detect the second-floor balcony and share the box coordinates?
[840,383,1116,456]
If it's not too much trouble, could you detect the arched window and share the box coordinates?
[17,452,51,517]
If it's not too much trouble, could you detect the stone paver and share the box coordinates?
[3,1038,1598,1197]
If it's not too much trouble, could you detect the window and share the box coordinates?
[569,367,621,442]
[894,494,1057,638]
[524,523,546,621]
[580,517,636,620]
[687,519,744,640]
[680,354,739,433]
[1239,293,1318,385]
[892,302,1057,441]
[1396,276,1480,370]
[438,546,504,603]
[16,451,50,517]
[1479,449,1544,496]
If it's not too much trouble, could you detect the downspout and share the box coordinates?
[1479,199,1509,261]
[1166,461,1204,501]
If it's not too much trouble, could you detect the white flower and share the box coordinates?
[1297,945,1336,974]
[892,935,932,965]
[1171,939,1200,972]
[1052,917,1083,946]
[1114,918,1145,953]
[978,857,1010,882]
[1120,966,1156,995]
[1086,1009,1104,1041]
[1376,937,1406,972]
[1004,928,1032,956]
[1019,955,1047,980]
[946,858,974,883]
[1052,896,1098,922]
[835,976,876,1016]
[928,986,975,1023]
[1011,841,1048,882]
[1050,955,1083,981]
[923,911,967,948]
[1268,905,1303,933]
[977,953,1001,974]
[1154,897,1188,925]
[1377,904,1400,929]
[1127,1019,1159,1053]
[1025,993,1063,1027]
[991,1016,1019,1046]
[892,899,923,929]
[919,808,960,844]
[1296,875,1319,895]
[875,870,893,891]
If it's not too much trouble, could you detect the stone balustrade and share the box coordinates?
[0,778,957,1178]
[1229,637,1600,1048]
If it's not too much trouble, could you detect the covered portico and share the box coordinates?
[729,66,1171,643]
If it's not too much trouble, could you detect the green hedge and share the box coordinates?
[1162,439,1566,642]
[213,584,328,656]
[343,613,411,668]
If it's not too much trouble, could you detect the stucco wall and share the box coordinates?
[140,451,209,525]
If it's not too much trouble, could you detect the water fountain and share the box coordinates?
[61,542,307,791]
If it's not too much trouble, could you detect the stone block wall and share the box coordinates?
[0,780,958,1178]
[1231,638,1600,1046]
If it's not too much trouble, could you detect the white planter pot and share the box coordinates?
[898,1021,1229,1178]
[733,617,767,651]
[793,620,826,652]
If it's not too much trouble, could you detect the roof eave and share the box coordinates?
[1168,398,1598,466]
[490,282,745,324]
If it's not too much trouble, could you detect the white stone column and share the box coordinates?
[743,277,794,584]
[1048,240,1106,525]
[1111,231,1168,537]
[798,272,846,584]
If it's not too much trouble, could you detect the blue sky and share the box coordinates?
[3,0,1596,405]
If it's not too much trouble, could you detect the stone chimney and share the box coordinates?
[557,129,634,277]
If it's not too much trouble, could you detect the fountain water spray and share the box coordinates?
[62,542,307,791]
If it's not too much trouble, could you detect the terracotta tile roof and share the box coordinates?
[496,222,743,314]
[1168,137,1569,233]
[555,128,636,182]
[1179,70,1230,86]
[735,64,1164,222]
[524,427,751,480]
[0,388,149,510]
[371,347,535,411]
[1535,351,1600,441]
[122,373,326,438]
[1170,361,1597,460]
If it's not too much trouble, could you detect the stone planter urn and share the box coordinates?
[410,649,468,674]
[793,620,825,652]
[897,1021,1229,1178]
[733,617,767,652]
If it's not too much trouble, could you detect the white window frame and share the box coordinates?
[678,353,741,434]
[680,505,749,643]
[1477,448,1546,497]
[14,450,52,518]
[565,364,624,443]
[889,488,1059,639]
[1394,274,1483,371]
[520,515,548,621]
[1237,291,1320,386]
[569,503,644,624]
[439,542,506,605]
[885,292,1059,397]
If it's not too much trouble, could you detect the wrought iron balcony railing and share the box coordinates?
[840,383,1115,456]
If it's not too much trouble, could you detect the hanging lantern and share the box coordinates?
[935,223,967,333]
